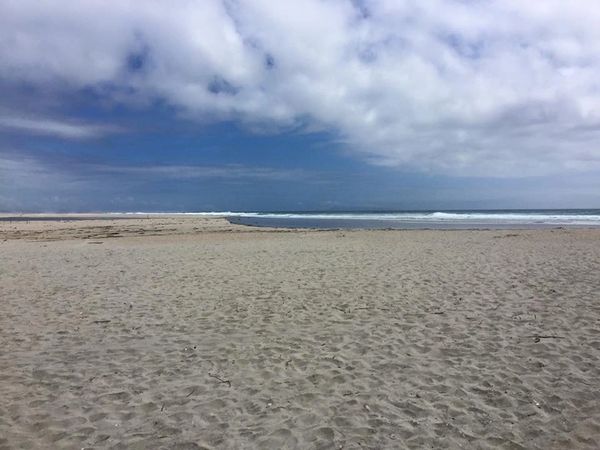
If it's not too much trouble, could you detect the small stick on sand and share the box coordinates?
[528,335,565,343]
[208,372,231,387]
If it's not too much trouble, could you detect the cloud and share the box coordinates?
[0,150,310,185]
[2,0,600,175]
[0,154,82,211]
[85,163,310,181]
[0,115,121,139]
[0,151,317,211]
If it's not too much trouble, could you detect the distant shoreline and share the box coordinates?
[0,213,229,222]
[2,211,600,230]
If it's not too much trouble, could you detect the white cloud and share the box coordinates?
[0,116,121,138]
[2,0,600,175]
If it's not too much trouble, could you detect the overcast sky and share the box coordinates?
[1,0,600,211]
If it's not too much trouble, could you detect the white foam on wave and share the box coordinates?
[429,212,600,223]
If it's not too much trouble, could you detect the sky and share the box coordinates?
[1,0,600,212]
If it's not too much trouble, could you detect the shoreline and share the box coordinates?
[2,212,600,232]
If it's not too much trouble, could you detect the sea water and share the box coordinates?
[220,209,600,229]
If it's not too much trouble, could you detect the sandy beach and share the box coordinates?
[1,216,599,449]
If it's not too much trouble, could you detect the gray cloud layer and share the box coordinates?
[2,0,600,175]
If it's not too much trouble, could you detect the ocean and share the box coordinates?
[221,209,600,229]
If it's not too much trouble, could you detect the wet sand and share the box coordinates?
[1,216,599,449]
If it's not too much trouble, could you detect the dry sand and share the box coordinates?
[1,216,599,449]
